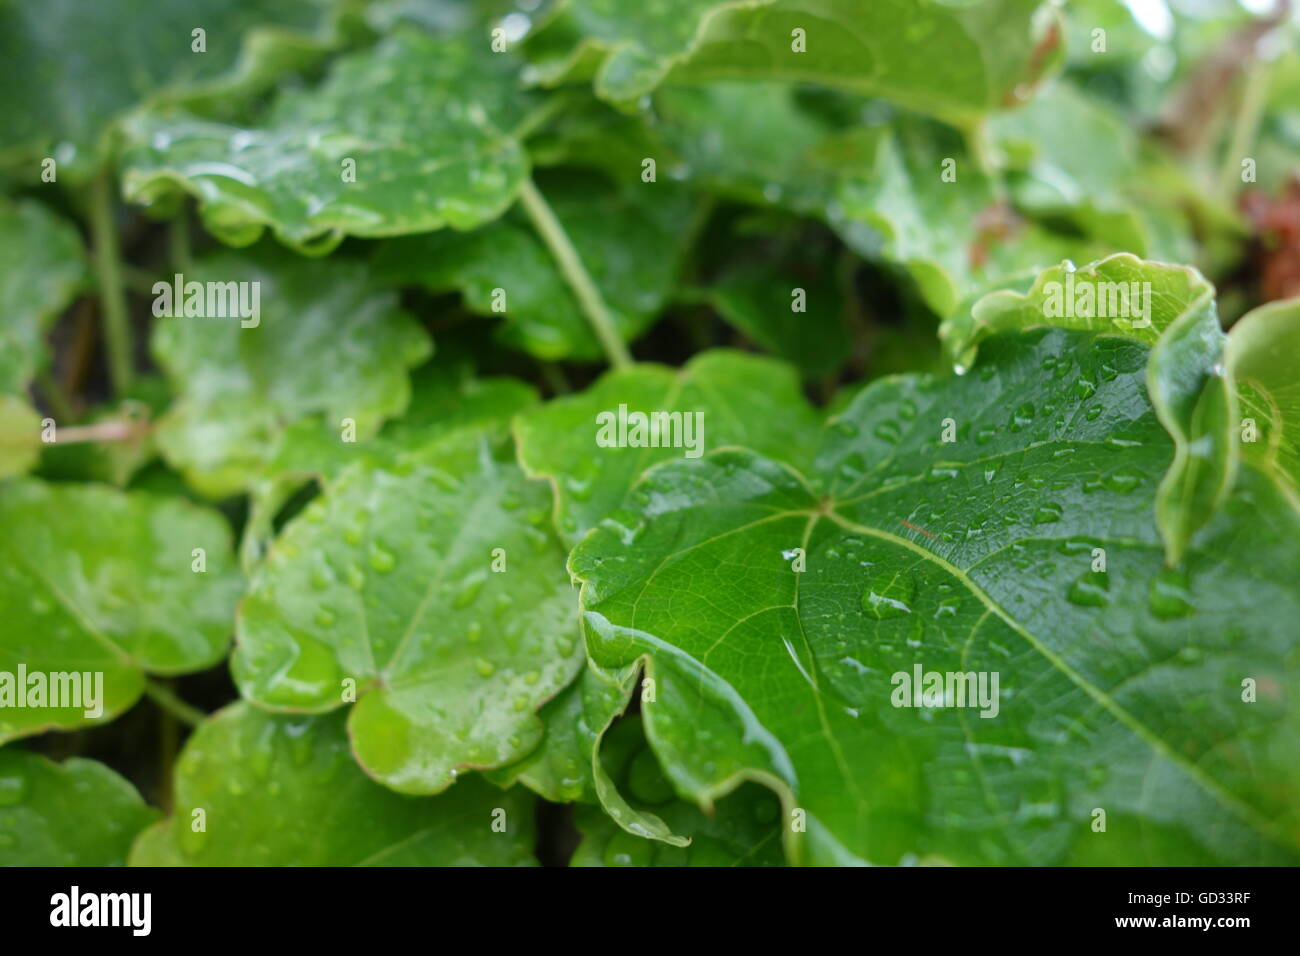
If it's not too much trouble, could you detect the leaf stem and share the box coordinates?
[51,419,149,444]
[143,678,205,728]
[1219,60,1270,199]
[36,367,76,422]
[517,178,632,369]
[88,172,133,395]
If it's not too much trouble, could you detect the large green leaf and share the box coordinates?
[0,749,159,865]
[0,199,87,396]
[150,247,432,497]
[946,255,1232,563]
[528,0,1061,124]
[374,171,699,359]
[514,349,823,547]
[572,327,1300,865]
[129,703,537,865]
[0,0,353,182]
[121,26,538,252]
[231,425,582,794]
[0,479,241,743]
[1227,298,1300,510]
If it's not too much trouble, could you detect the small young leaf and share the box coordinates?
[231,426,581,794]
[0,479,241,743]
[150,247,432,497]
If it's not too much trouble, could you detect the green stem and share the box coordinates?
[1220,61,1270,199]
[169,208,192,274]
[517,178,632,369]
[36,368,76,422]
[538,360,571,396]
[143,678,206,728]
[88,172,133,395]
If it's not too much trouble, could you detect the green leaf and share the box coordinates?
[129,703,537,865]
[242,358,538,569]
[0,0,353,182]
[0,199,87,397]
[674,0,1063,126]
[0,749,159,865]
[691,230,852,376]
[150,247,432,497]
[231,425,582,794]
[572,327,1300,865]
[374,171,699,359]
[0,396,44,480]
[571,716,785,865]
[485,663,634,803]
[530,0,1062,124]
[947,255,1231,564]
[0,479,241,743]
[830,119,1107,320]
[1227,297,1300,510]
[514,349,823,546]
[121,27,538,252]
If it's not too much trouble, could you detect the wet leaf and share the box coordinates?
[231,425,581,794]
[150,247,431,497]
[0,479,241,743]
[0,750,159,865]
[573,328,1300,865]
[130,703,537,865]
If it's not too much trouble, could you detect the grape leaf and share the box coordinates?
[1227,298,1300,510]
[121,26,538,252]
[0,749,159,865]
[242,358,538,569]
[514,349,823,546]
[485,664,634,803]
[0,0,353,182]
[528,0,1061,124]
[129,703,537,865]
[572,327,1300,865]
[570,716,785,865]
[231,425,582,794]
[150,247,432,498]
[0,479,241,743]
[374,171,699,359]
[691,230,852,376]
[947,255,1231,564]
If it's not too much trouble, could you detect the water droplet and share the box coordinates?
[1067,571,1110,607]
[1032,501,1063,524]
[862,571,915,619]
[475,658,495,677]
[1149,567,1195,620]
